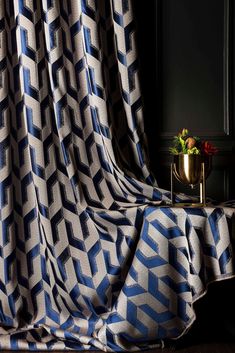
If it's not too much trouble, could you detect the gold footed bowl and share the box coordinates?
[173,154,212,188]
[171,154,212,207]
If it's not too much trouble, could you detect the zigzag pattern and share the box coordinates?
[0,0,234,351]
[101,206,235,348]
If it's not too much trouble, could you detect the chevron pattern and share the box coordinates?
[93,206,235,351]
[0,0,235,351]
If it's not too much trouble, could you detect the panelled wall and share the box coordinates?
[133,0,235,201]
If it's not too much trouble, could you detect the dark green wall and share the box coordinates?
[133,1,235,346]
[133,0,235,202]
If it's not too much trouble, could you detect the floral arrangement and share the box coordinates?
[169,128,218,155]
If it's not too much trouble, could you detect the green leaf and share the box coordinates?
[169,147,179,155]
[187,147,200,155]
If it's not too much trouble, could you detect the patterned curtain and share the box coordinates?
[0,0,171,350]
[1,0,234,351]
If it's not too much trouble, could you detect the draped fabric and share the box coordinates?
[0,0,234,351]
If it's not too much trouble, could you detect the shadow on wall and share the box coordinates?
[133,0,235,202]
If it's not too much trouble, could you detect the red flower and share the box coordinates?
[201,141,218,155]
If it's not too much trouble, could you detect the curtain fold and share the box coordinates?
[0,0,234,351]
[0,0,169,350]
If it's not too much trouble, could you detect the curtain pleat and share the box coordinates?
[0,0,167,350]
[0,0,234,351]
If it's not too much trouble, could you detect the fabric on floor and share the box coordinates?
[0,0,234,351]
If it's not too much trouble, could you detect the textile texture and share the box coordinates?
[0,0,234,351]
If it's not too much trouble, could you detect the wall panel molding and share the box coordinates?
[158,0,233,140]
[133,0,235,200]
[223,0,231,136]
[154,0,235,200]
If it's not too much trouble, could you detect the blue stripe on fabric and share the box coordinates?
[141,220,159,252]
[20,28,36,60]
[151,220,183,239]
[136,249,168,269]
[148,271,169,308]
[140,304,175,324]
[208,208,223,244]
[219,246,232,274]
[83,27,99,59]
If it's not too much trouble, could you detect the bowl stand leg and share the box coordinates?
[170,161,207,207]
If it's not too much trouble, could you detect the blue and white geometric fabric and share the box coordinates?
[0,0,234,351]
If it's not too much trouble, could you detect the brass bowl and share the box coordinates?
[173,154,212,188]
